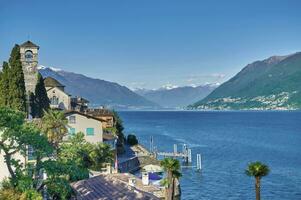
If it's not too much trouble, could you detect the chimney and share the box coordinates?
[128,177,136,187]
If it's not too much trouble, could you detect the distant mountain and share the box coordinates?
[190,52,301,110]
[135,84,217,108]
[39,66,159,110]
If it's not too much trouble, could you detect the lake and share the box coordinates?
[118,111,301,200]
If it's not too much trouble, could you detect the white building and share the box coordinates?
[65,111,104,144]
[44,77,72,110]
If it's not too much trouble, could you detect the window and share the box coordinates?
[69,128,76,135]
[50,96,59,105]
[69,116,76,124]
[25,50,33,62]
[86,128,94,136]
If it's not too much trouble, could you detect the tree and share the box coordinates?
[28,92,37,118]
[0,107,27,184]
[34,73,49,118]
[127,134,138,146]
[0,107,52,187]
[245,161,270,200]
[0,62,10,107]
[160,158,182,200]
[112,111,125,153]
[8,44,26,112]
[89,142,114,171]
[40,110,68,149]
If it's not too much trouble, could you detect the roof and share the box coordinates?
[65,110,106,122]
[103,133,117,141]
[71,97,90,104]
[86,109,114,117]
[71,174,161,200]
[20,40,40,49]
[44,77,65,88]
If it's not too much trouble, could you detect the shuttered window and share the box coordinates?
[86,128,94,136]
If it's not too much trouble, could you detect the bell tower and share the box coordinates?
[20,40,39,94]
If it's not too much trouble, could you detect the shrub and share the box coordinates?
[127,134,138,146]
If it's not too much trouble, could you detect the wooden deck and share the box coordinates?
[156,152,188,158]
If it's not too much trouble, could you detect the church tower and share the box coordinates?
[20,40,39,94]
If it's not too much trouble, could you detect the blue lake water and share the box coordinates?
[118,111,301,200]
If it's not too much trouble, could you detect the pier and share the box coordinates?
[155,144,191,163]
[150,136,202,169]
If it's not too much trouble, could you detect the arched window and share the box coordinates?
[50,96,59,105]
[25,50,33,62]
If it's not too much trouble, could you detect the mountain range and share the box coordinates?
[38,66,159,110]
[190,52,301,110]
[135,84,217,109]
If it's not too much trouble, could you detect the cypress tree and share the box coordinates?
[29,92,37,118]
[34,73,50,117]
[8,44,26,112]
[0,61,10,107]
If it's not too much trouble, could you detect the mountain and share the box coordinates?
[38,66,159,110]
[135,84,217,109]
[190,52,301,110]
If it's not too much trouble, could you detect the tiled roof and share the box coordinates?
[44,77,65,87]
[86,109,114,117]
[71,174,161,200]
[20,40,39,49]
[65,110,106,122]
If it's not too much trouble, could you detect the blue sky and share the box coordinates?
[1,0,301,89]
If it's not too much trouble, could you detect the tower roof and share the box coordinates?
[44,77,65,88]
[20,40,40,49]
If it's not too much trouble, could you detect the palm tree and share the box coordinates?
[40,110,68,149]
[245,161,270,200]
[160,158,182,200]
[89,143,114,171]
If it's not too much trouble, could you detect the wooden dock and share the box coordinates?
[153,144,192,163]
[156,152,187,158]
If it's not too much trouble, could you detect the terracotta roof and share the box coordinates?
[44,77,65,88]
[65,110,106,122]
[86,109,114,117]
[71,174,161,200]
[20,40,39,49]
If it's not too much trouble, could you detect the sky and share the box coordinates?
[1,0,301,90]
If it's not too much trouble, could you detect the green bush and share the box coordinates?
[127,134,138,146]
[20,189,43,200]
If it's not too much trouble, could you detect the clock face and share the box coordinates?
[25,50,33,62]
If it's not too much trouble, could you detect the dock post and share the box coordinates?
[150,136,153,153]
[183,144,187,154]
[173,144,177,154]
[188,149,192,163]
[196,154,202,171]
